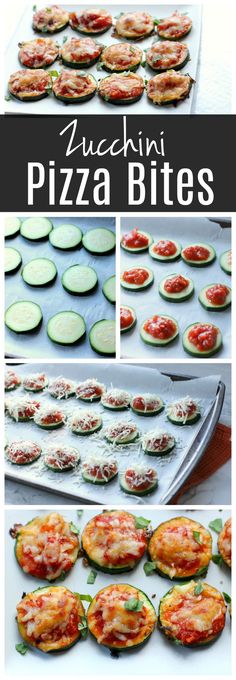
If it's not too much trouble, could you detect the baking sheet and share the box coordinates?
[120,217,231,359]
[5,362,221,504]
[5,507,231,676]
[5,216,116,359]
[4,4,201,116]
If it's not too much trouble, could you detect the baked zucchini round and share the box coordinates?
[218,518,231,567]
[18,37,59,68]
[99,72,144,104]
[69,9,112,35]
[147,70,193,106]
[182,322,222,358]
[6,440,41,465]
[16,586,85,652]
[61,36,103,68]
[44,445,80,472]
[158,581,226,646]
[148,516,212,580]
[8,69,51,101]
[87,583,156,650]
[33,5,69,33]
[52,70,97,103]
[120,305,137,333]
[82,510,149,573]
[15,512,79,580]
[100,43,142,73]
[146,41,189,72]
[157,11,192,40]
[116,12,154,40]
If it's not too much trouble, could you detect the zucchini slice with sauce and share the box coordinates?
[105,420,138,444]
[101,388,131,410]
[34,406,66,430]
[140,314,179,346]
[4,247,22,275]
[149,239,181,262]
[8,69,51,101]
[23,373,48,392]
[20,217,53,241]
[120,305,137,333]
[5,369,21,392]
[89,319,116,356]
[100,43,142,73]
[115,11,154,40]
[69,9,112,35]
[49,224,83,250]
[158,273,194,302]
[82,458,118,485]
[99,72,144,104]
[146,41,189,72]
[16,586,85,652]
[5,300,43,333]
[198,284,231,311]
[82,227,115,254]
[52,70,97,103]
[32,6,69,34]
[76,379,105,402]
[182,322,222,357]
[61,36,103,68]
[62,264,98,295]
[121,266,154,291]
[6,440,41,465]
[69,409,102,435]
[120,466,158,496]
[147,70,193,106]
[87,584,156,650]
[148,516,212,580]
[181,243,216,267]
[102,275,116,304]
[47,311,86,345]
[131,394,164,416]
[44,446,80,472]
[166,397,201,426]
[22,258,57,287]
[121,228,153,253]
[219,249,231,275]
[4,216,21,239]
[142,430,176,456]
[157,11,192,41]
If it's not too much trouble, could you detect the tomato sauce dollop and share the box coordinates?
[183,245,210,261]
[120,307,134,329]
[188,324,218,351]
[153,240,177,256]
[206,284,229,305]
[122,228,149,249]
[164,274,189,293]
[132,396,158,411]
[125,468,156,491]
[144,315,177,339]
[123,268,149,285]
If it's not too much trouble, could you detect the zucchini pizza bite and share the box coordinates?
[120,466,158,496]
[48,376,75,399]
[158,581,226,647]
[105,420,139,445]
[166,397,201,426]
[44,445,80,472]
[131,394,164,416]
[69,409,102,435]
[181,243,216,266]
[98,72,144,104]
[87,584,156,650]
[6,440,41,465]
[82,457,118,484]
[159,273,194,302]
[61,36,103,69]
[6,396,40,421]
[147,71,193,106]
[218,518,231,567]
[157,11,192,40]
[101,388,131,410]
[220,249,231,275]
[121,266,154,291]
[115,11,154,40]
[32,5,69,33]
[146,41,189,72]
[52,70,97,103]
[100,43,143,73]
[76,378,106,402]
[69,8,112,35]
[15,512,79,580]
[5,369,21,392]
[142,430,175,456]
[182,322,222,357]
[148,516,212,580]
[34,405,66,429]
[23,372,48,392]
[198,284,231,311]
[121,227,153,252]
[8,69,51,101]
[140,314,179,346]
[120,305,137,333]
[16,586,85,652]
[18,37,59,69]
[82,510,149,573]
[149,239,181,262]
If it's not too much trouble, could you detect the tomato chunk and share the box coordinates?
[120,307,134,329]
[164,274,189,293]
[153,240,177,256]
[122,228,149,248]
[183,245,210,261]
[125,468,156,491]
[85,462,117,480]
[123,268,149,285]
[144,315,176,339]
[188,324,218,351]
[132,396,159,411]
[206,284,229,305]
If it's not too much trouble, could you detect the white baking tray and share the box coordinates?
[5,216,116,359]
[120,217,231,359]
[4,3,201,115]
[5,362,222,505]
[5,507,231,676]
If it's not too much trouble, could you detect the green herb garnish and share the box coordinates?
[212,554,223,565]
[78,616,88,638]
[208,518,223,534]
[143,561,156,576]
[15,643,28,655]
[76,593,93,603]
[87,569,97,585]
[223,592,231,604]
[194,581,203,596]
[135,516,151,529]
[193,531,202,545]
[69,521,80,535]
[124,597,143,612]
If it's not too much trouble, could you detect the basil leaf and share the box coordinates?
[212,553,223,565]
[154,19,160,25]
[57,570,66,581]
[48,70,58,78]
[77,510,83,518]
[144,561,156,576]
[141,61,147,68]
[32,5,37,10]
[63,35,68,43]
[15,643,28,655]
[223,592,231,604]
[194,581,203,596]
[193,531,202,545]
[5,95,11,102]
[87,569,97,585]
[76,593,93,603]
[69,521,80,535]
[208,518,223,534]
[135,516,151,529]
[78,616,88,638]
[124,597,143,612]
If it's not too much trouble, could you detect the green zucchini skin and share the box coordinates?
[144,441,175,456]
[35,421,65,430]
[167,413,201,426]
[101,62,141,74]
[121,318,136,333]
[10,91,49,102]
[120,477,158,496]
[71,422,102,436]
[4,248,22,275]
[6,451,41,466]
[44,462,77,472]
[105,432,139,446]
[99,92,143,105]
[53,90,96,104]
[146,552,209,582]
[219,251,231,275]
[89,319,116,356]
[182,323,222,358]
[62,55,100,69]
[81,544,136,573]
[198,285,231,312]
[82,469,117,485]
[131,406,164,417]
[33,23,69,35]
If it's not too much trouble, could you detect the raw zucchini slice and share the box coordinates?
[100,43,143,73]
[44,446,80,472]
[158,273,194,302]
[219,250,231,275]
[131,394,164,416]
[52,70,97,103]
[182,322,222,357]
[5,300,42,333]
[49,224,83,250]
[47,311,86,346]
[120,466,158,496]
[142,430,175,456]
[157,11,192,40]
[198,284,231,311]
[87,584,157,650]
[120,305,137,333]
[81,510,148,572]
[121,266,154,291]
[62,264,98,295]
[149,239,181,262]
[89,319,116,356]
[4,216,21,239]
[22,258,57,287]
[20,217,53,241]
[181,243,216,267]
[158,581,225,647]
[218,518,231,567]
[6,440,41,465]
[121,229,153,253]
[140,315,179,346]
[4,247,22,274]
[82,459,118,484]
[146,41,189,72]
[102,275,116,303]
[82,227,115,255]
[166,397,201,425]
[148,516,212,580]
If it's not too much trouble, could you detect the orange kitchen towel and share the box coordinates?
[172,423,231,503]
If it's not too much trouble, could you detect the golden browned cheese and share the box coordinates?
[218,518,231,567]
[149,516,212,578]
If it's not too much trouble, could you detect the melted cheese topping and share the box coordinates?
[82,510,148,567]
[9,69,51,98]
[105,420,137,443]
[158,11,192,39]
[146,41,188,69]
[23,373,47,390]
[149,517,212,578]
[33,5,69,32]
[62,37,102,63]
[102,43,142,70]
[160,581,226,645]
[116,12,154,38]
[5,369,21,390]
[99,73,144,100]
[53,70,96,98]
[101,388,130,407]
[142,429,175,452]
[48,376,75,399]
[69,408,101,431]
[69,8,112,32]
[166,396,200,423]
[218,518,231,567]
[147,71,191,105]
[19,38,58,68]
